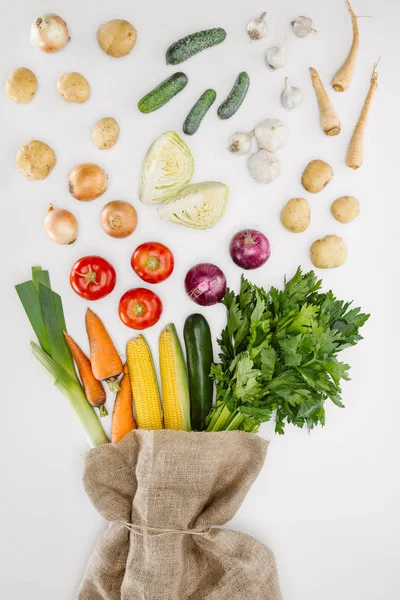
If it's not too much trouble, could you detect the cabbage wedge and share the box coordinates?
[139,131,194,205]
[157,182,229,230]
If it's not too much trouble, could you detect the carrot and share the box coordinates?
[85,308,123,392]
[309,67,341,136]
[346,61,379,170]
[63,330,108,417]
[332,1,360,92]
[112,364,136,443]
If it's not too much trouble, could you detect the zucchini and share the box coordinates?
[184,314,214,431]
[166,28,227,65]
[183,89,216,135]
[138,72,188,114]
[217,72,250,120]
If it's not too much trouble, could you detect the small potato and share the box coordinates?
[331,196,360,224]
[281,198,310,233]
[57,72,90,103]
[5,67,37,103]
[302,159,333,193]
[92,117,120,150]
[16,140,56,180]
[310,235,347,269]
[97,19,137,58]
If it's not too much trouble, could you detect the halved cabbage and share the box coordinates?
[157,182,229,230]
[139,131,194,205]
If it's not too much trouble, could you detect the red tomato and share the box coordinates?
[118,288,163,330]
[131,242,174,284]
[70,256,116,301]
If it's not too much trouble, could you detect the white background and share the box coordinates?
[0,0,398,598]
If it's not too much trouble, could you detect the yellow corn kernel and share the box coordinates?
[159,324,191,431]
[126,336,163,430]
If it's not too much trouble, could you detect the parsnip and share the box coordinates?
[332,0,360,92]
[309,67,341,136]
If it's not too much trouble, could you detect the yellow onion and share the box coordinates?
[68,163,108,201]
[44,205,78,245]
[100,200,138,238]
[30,14,70,53]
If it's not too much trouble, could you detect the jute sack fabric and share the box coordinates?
[76,429,281,600]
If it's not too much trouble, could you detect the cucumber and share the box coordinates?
[184,314,214,431]
[166,28,227,65]
[183,89,217,135]
[217,72,250,120]
[138,72,188,114]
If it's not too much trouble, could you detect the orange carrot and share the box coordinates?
[63,331,108,417]
[112,364,136,443]
[85,308,123,392]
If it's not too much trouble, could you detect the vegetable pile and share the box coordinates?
[206,268,369,433]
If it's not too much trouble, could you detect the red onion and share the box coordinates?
[229,229,271,270]
[185,263,227,306]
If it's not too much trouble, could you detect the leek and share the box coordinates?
[16,267,109,448]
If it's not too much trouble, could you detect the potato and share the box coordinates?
[92,117,120,150]
[301,159,333,193]
[310,235,347,269]
[16,140,56,181]
[331,196,360,224]
[57,72,90,103]
[5,67,37,104]
[281,198,310,233]
[97,20,137,58]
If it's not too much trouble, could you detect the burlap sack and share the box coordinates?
[77,429,281,600]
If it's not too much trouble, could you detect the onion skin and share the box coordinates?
[30,14,70,53]
[185,263,227,306]
[229,230,271,270]
[100,201,138,238]
[44,205,78,245]
[68,163,107,201]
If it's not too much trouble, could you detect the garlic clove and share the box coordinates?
[265,39,287,71]
[229,131,254,155]
[247,11,268,40]
[281,77,303,109]
[254,118,289,152]
[291,16,317,38]
[248,149,280,184]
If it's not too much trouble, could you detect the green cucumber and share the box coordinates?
[183,89,216,135]
[138,72,188,114]
[217,72,250,120]
[184,314,214,431]
[166,28,227,65]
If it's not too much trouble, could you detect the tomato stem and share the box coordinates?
[133,303,145,316]
[146,256,160,271]
[76,266,97,287]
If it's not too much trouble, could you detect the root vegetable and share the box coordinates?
[281,198,310,233]
[30,13,70,53]
[346,62,379,170]
[92,117,120,149]
[85,308,123,392]
[331,196,360,223]
[68,163,107,201]
[57,72,90,103]
[97,19,137,58]
[44,205,78,244]
[310,235,347,269]
[302,159,333,193]
[16,140,56,181]
[100,201,138,238]
[5,67,37,104]
[332,1,359,92]
[309,67,341,136]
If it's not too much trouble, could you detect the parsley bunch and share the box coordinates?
[205,267,369,434]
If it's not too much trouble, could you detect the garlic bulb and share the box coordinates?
[247,12,268,40]
[281,78,303,109]
[229,131,254,155]
[30,14,70,53]
[248,150,280,184]
[254,119,288,152]
[265,39,287,71]
[291,16,317,38]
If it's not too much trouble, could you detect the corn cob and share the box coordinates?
[126,336,163,430]
[159,324,191,431]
